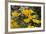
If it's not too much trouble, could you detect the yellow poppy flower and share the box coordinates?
[28,25,35,28]
[22,9,33,16]
[11,19,19,28]
[11,22,19,28]
[32,19,41,24]
[23,18,30,23]
[12,11,21,17]
[13,22,19,27]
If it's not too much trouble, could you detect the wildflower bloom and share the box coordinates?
[11,22,19,28]
[11,19,19,28]
[22,9,33,16]
[12,11,21,17]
